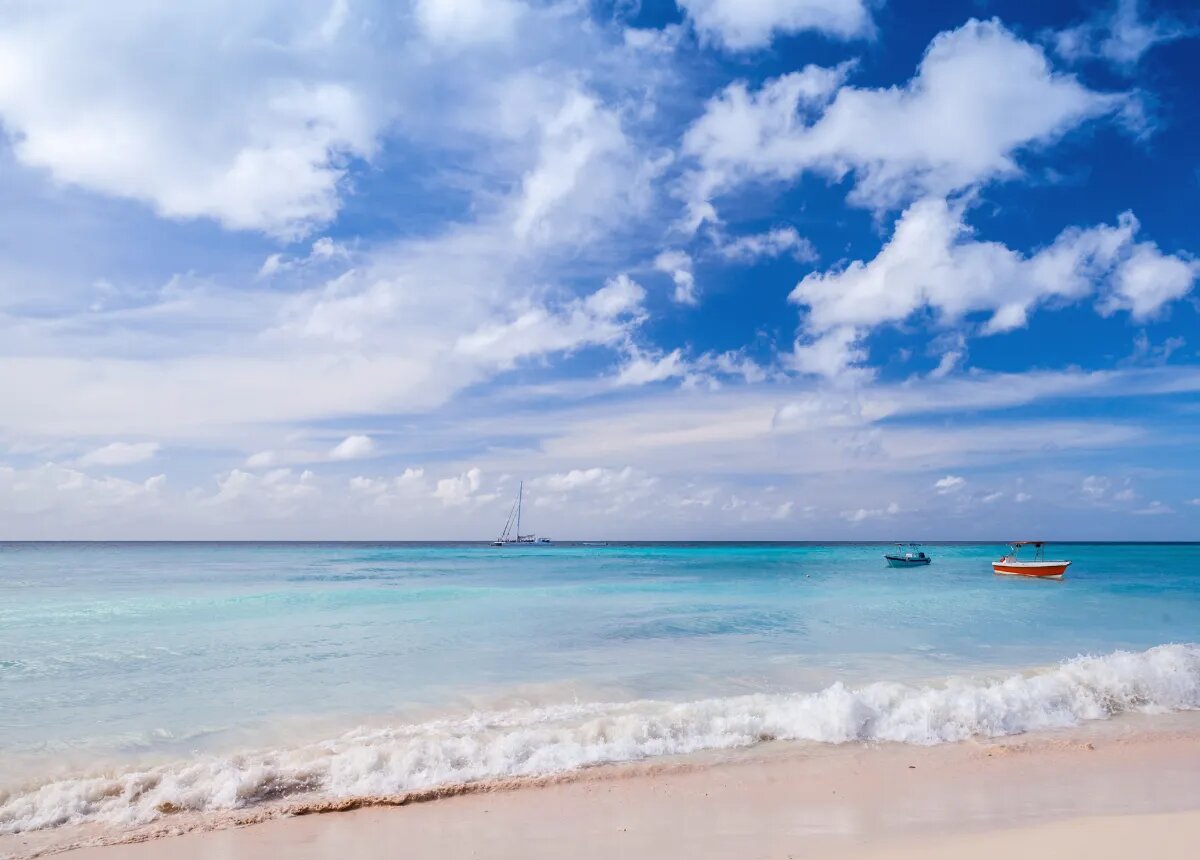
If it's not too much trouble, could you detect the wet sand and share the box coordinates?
[21,719,1200,860]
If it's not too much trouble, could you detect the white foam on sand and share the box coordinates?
[2,644,1198,834]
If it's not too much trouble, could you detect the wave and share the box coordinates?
[2,643,1198,835]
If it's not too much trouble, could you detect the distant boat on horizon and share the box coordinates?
[491,481,551,546]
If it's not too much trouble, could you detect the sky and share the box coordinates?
[0,0,1198,540]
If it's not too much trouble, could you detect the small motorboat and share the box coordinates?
[992,542,1070,579]
[885,543,931,567]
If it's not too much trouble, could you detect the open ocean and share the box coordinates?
[2,541,1199,838]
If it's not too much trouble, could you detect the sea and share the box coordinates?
[1,541,1198,841]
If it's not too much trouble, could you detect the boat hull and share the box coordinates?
[992,560,1070,579]
[885,556,931,567]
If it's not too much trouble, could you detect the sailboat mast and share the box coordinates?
[516,480,523,537]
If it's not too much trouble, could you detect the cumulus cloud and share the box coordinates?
[786,326,866,379]
[434,467,485,506]
[677,0,874,51]
[348,468,428,504]
[415,0,526,47]
[682,19,1128,223]
[534,466,649,493]
[329,435,375,461]
[509,85,662,249]
[1099,242,1200,319]
[454,274,648,369]
[1053,0,1194,68]
[76,441,160,467]
[614,349,689,387]
[0,463,164,516]
[0,1,384,238]
[786,199,1196,377]
[206,468,319,516]
[840,501,900,522]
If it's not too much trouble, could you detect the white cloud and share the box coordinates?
[75,441,160,467]
[614,349,689,387]
[0,2,384,238]
[841,501,900,522]
[934,474,966,494]
[206,468,319,516]
[329,435,375,461]
[509,85,661,249]
[530,462,652,496]
[1133,500,1172,516]
[717,226,818,263]
[0,462,165,516]
[654,251,698,305]
[415,0,526,47]
[258,237,350,280]
[0,229,655,441]
[1053,0,1194,68]
[786,326,866,379]
[245,450,279,469]
[682,20,1127,222]
[348,467,428,504]
[786,199,1195,376]
[0,11,675,445]
[1081,474,1110,500]
[454,274,648,370]
[677,0,874,51]
[928,348,964,380]
[1099,242,1199,320]
[434,467,484,506]
[1015,492,1032,503]
[3,362,1197,538]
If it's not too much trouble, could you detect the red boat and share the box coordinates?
[992,542,1071,579]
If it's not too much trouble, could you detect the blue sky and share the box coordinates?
[0,0,1198,539]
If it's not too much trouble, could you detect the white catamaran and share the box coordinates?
[491,481,551,546]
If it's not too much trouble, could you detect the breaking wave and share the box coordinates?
[2,644,1198,834]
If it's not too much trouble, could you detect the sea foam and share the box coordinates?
[2,643,1198,834]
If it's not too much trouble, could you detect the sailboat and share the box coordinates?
[491,481,551,546]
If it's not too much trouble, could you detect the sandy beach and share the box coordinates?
[9,716,1196,860]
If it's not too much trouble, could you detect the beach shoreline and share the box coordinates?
[9,714,1200,859]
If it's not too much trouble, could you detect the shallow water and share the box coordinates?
[1,542,1198,835]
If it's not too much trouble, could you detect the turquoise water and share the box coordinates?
[1,542,1199,835]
